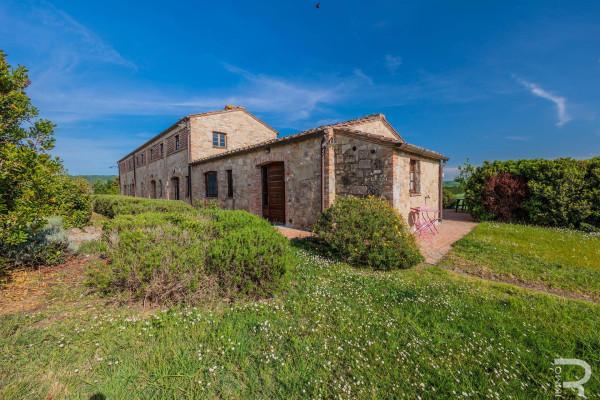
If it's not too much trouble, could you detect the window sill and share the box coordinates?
[212,145,227,149]
[410,193,422,197]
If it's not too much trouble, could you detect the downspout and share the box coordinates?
[320,134,326,212]
[438,160,444,222]
[133,155,137,197]
[187,118,193,205]
[188,164,193,205]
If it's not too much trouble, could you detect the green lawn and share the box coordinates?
[441,222,600,300]
[1,246,599,399]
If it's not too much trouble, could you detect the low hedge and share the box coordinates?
[460,157,600,230]
[92,194,193,218]
[313,196,423,270]
[86,205,290,303]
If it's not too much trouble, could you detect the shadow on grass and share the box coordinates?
[290,237,343,263]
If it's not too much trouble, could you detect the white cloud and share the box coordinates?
[30,1,135,69]
[518,79,570,127]
[505,135,529,141]
[352,68,374,85]
[385,54,402,73]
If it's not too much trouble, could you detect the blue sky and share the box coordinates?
[1,0,599,178]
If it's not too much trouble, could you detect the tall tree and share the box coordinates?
[0,51,91,262]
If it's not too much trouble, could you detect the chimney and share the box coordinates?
[224,104,244,110]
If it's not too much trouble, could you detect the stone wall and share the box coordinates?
[334,133,395,202]
[191,135,323,228]
[394,151,441,224]
[189,110,277,161]
[350,118,400,140]
[118,124,190,200]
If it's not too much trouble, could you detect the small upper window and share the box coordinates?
[150,148,154,159]
[409,159,421,194]
[160,143,164,156]
[213,132,226,148]
[175,135,180,150]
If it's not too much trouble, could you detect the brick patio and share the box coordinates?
[416,210,477,264]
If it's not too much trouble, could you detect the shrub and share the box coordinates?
[442,187,454,208]
[86,209,290,303]
[313,196,423,270]
[208,214,290,297]
[93,194,193,218]
[460,157,599,230]
[482,172,528,222]
[2,217,70,268]
[54,176,93,228]
[87,212,215,304]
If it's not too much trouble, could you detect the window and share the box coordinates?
[409,159,421,194]
[150,148,154,159]
[185,175,190,198]
[158,180,163,198]
[212,132,226,148]
[226,169,233,198]
[205,171,218,198]
[141,153,144,164]
[160,143,164,157]
[175,135,180,150]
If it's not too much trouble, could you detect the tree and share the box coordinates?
[0,51,91,266]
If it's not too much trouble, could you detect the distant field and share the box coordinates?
[74,175,117,184]
[444,180,463,198]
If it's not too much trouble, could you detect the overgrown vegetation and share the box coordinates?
[1,246,599,399]
[91,176,119,195]
[0,51,92,269]
[93,194,193,218]
[314,196,422,269]
[458,157,600,230]
[441,222,600,300]
[86,196,290,303]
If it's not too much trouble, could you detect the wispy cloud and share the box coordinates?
[352,68,374,85]
[25,1,135,69]
[518,79,570,126]
[385,54,402,73]
[505,135,529,141]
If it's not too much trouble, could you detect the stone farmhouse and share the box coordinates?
[118,105,448,229]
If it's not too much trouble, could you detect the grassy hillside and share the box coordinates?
[1,235,599,398]
[441,222,600,300]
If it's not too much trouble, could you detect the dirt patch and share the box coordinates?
[444,255,600,304]
[68,226,102,249]
[0,256,91,316]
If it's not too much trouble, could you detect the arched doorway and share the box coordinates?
[261,162,285,224]
[150,180,157,199]
[171,177,180,200]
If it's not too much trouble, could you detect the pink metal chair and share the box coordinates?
[410,206,439,237]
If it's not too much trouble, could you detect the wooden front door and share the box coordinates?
[262,162,285,224]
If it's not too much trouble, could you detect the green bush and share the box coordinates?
[93,194,193,218]
[460,157,600,230]
[86,208,290,303]
[313,196,423,270]
[208,214,290,297]
[442,187,454,208]
[87,212,214,304]
[2,217,70,267]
